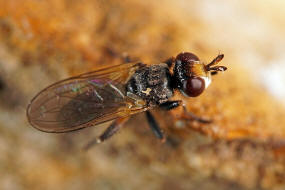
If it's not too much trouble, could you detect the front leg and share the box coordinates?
[181,106,212,123]
[159,100,182,110]
[160,100,211,123]
[163,57,175,68]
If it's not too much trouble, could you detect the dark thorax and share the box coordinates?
[126,63,174,106]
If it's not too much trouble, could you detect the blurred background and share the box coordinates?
[1,0,285,189]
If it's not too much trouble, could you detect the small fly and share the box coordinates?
[26,52,227,149]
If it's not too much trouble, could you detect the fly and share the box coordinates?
[26,52,227,149]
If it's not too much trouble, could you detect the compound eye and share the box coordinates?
[183,77,205,97]
[176,52,199,64]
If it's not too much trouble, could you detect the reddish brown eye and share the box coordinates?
[183,77,205,97]
[176,52,199,64]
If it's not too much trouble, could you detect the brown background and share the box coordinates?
[1,0,285,189]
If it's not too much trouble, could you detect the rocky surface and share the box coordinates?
[1,0,285,189]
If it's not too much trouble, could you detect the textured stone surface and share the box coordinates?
[1,0,285,189]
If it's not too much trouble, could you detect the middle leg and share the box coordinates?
[145,101,182,141]
[145,111,165,142]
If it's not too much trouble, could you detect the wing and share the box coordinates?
[27,62,149,133]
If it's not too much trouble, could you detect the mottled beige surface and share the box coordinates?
[1,0,285,190]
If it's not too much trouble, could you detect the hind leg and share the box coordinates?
[84,118,128,150]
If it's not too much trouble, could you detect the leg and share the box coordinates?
[181,106,212,123]
[163,57,175,68]
[159,100,182,110]
[121,52,132,63]
[145,111,165,141]
[102,46,137,63]
[83,117,128,150]
[160,100,211,123]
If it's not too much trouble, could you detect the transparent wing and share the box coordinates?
[27,62,149,133]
